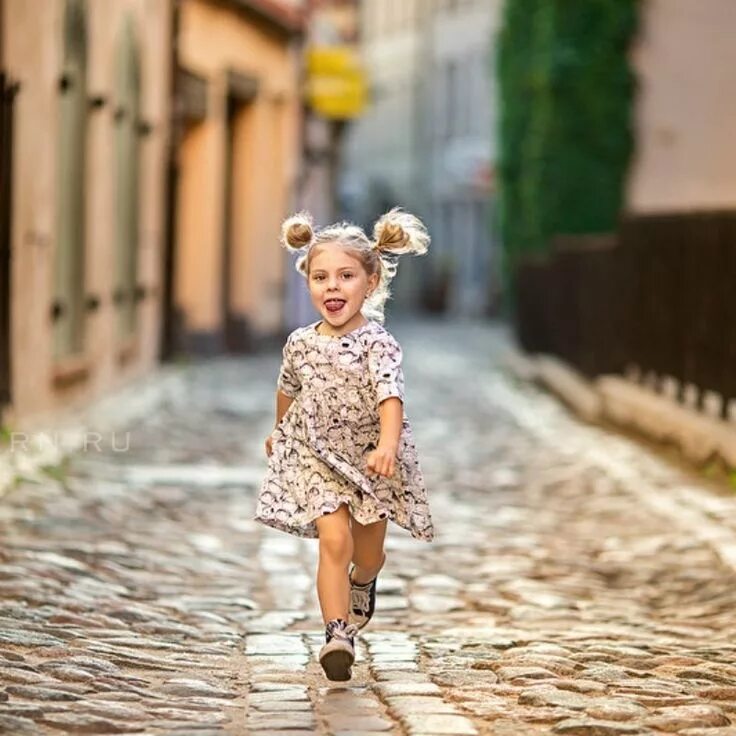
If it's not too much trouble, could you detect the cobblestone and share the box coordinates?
[1,319,736,733]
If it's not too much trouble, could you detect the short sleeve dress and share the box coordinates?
[255,318,434,542]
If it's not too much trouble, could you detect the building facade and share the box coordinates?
[166,0,304,355]
[626,0,736,214]
[341,0,502,318]
[423,0,502,317]
[340,0,428,314]
[1,0,171,427]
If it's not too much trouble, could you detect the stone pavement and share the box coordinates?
[2,318,736,735]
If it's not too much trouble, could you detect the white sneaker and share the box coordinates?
[349,568,378,630]
[349,554,385,630]
[319,619,359,681]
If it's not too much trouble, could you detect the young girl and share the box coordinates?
[255,207,435,682]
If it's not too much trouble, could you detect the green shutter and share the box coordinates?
[54,0,87,359]
[114,14,141,339]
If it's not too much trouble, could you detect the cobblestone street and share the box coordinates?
[2,319,736,735]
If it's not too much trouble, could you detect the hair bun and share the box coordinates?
[372,207,430,256]
[376,222,409,252]
[281,212,314,252]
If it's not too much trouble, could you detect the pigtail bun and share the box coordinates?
[372,207,430,256]
[281,211,314,252]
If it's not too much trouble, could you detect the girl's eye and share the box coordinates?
[313,273,353,281]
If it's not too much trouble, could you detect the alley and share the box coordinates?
[2,319,736,735]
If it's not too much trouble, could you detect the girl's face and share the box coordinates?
[308,242,378,332]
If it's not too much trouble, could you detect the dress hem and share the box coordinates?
[253,504,434,543]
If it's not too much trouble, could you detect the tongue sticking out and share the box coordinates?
[326,301,345,313]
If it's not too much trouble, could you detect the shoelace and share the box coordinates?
[351,587,371,614]
[327,621,359,641]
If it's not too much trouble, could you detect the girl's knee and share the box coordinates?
[318,528,353,565]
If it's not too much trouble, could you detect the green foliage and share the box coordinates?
[702,459,720,479]
[497,0,639,282]
[40,463,68,484]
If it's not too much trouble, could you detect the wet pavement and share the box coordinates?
[2,318,736,735]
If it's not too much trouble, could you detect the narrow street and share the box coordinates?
[2,319,736,735]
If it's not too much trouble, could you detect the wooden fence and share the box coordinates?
[515,212,736,417]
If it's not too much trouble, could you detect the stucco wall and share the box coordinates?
[2,0,171,426]
[627,0,736,213]
[175,0,300,339]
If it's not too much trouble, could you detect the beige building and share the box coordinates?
[167,0,304,354]
[0,0,172,427]
[0,0,307,426]
[626,0,736,213]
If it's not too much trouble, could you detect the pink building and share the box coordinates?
[0,0,307,427]
[0,0,172,427]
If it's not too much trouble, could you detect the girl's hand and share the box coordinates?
[366,443,397,478]
[265,435,273,457]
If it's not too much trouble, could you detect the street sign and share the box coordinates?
[305,46,367,119]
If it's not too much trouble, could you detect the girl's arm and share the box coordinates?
[367,332,406,471]
[275,390,294,427]
[266,390,294,457]
[367,396,403,477]
[377,397,403,452]
[266,337,299,456]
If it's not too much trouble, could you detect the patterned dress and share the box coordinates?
[255,318,434,542]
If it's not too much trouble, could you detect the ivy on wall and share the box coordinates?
[497,0,639,279]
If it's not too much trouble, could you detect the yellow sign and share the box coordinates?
[305,46,367,119]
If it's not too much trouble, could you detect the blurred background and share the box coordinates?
[0,0,734,429]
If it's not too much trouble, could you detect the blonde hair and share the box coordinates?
[280,207,430,324]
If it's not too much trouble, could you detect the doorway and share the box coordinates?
[0,72,17,410]
[165,67,207,356]
[222,69,257,353]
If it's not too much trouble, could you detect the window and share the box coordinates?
[54,0,87,360]
[114,14,141,339]
[445,60,457,139]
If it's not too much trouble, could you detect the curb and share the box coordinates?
[502,350,602,423]
[503,347,736,473]
[0,365,188,498]
[496,348,736,575]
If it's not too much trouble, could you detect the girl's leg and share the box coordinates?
[314,504,353,623]
[350,517,388,584]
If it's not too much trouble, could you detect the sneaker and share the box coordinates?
[319,619,359,681]
[349,565,379,630]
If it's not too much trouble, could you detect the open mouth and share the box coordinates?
[325,299,346,313]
